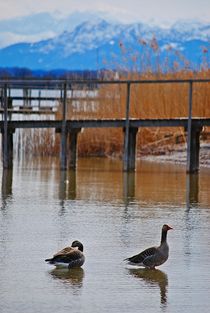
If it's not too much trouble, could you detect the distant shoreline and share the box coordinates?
[140,142,210,168]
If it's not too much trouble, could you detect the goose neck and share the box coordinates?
[161,229,168,245]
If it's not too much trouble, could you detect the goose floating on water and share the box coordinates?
[124,224,173,269]
[45,240,85,269]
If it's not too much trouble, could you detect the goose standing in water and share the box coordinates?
[124,224,173,269]
[45,240,85,269]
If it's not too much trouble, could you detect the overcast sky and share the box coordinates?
[0,0,209,24]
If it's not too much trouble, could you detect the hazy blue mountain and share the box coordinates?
[0,18,209,71]
[0,11,114,48]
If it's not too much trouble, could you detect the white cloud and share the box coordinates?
[0,0,209,24]
[0,31,56,48]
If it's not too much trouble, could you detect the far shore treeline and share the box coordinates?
[0,67,99,79]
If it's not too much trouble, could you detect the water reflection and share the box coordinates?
[1,169,13,210]
[59,170,76,202]
[186,173,199,208]
[128,268,168,306]
[49,267,84,289]
[1,168,13,197]
[184,174,199,259]
[123,172,135,204]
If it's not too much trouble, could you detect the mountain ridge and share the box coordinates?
[0,18,209,71]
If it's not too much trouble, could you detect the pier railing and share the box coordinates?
[0,78,210,172]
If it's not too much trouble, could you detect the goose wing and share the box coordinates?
[53,246,75,257]
[125,246,158,264]
[49,248,82,264]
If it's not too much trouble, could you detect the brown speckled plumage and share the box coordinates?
[45,240,85,269]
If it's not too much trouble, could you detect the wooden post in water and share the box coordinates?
[60,82,67,170]
[123,82,139,171]
[68,129,81,169]
[186,173,199,207]
[2,168,13,199]
[123,171,135,203]
[123,126,138,172]
[2,84,14,168]
[187,124,202,173]
[8,97,12,120]
[186,81,202,173]
[3,84,8,168]
[186,81,193,173]
[123,82,131,171]
[2,130,14,168]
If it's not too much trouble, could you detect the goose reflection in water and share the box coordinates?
[49,267,84,288]
[128,268,168,305]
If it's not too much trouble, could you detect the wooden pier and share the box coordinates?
[0,78,210,172]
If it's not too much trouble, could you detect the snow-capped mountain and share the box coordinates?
[0,11,115,48]
[0,18,209,71]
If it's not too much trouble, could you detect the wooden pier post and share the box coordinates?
[186,173,199,207]
[60,82,67,170]
[123,127,138,171]
[2,168,13,198]
[1,84,14,168]
[23,87,32,107]
[123,171,135,203]
[68,129,81,169]
[1,129,14,168]
[123,82,132,171]
[186,80,202,173]
[187,124,202,173]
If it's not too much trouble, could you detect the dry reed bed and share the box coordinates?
[21,69,210,157]
[65,70,210,157]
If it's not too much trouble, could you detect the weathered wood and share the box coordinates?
[2,168,13,198]
[123,127,138,171]
[0,78,209,89]
[123,172,135,202]
[1,118,210,129]
[185,78,202,173]
[187,81,193,173]
[1,129,14,168]
[2,84,9,168]
[60,83,67,170]
[124,83,131,171]
[187,125,202,173]
[23,88,32,106]
[68,129,81,169]
[0,108,55,114]
[186,173,199,207]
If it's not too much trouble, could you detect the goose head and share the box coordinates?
[71,240,84,252]
[162,224,173,232]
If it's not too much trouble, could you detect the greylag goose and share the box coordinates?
[124,224,173,269]
[45,240,85,269]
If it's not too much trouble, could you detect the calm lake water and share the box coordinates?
[0,157,210,313]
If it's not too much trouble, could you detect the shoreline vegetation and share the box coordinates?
[12,38,210,166]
